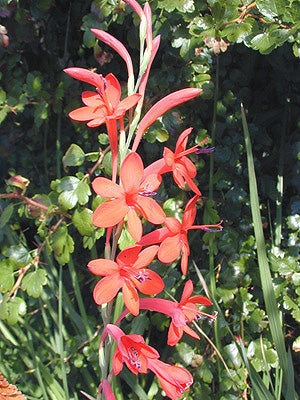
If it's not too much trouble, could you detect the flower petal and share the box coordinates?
[148,359,193,400]
[143,158,170,178]
[82,91,105,107]
[92,177,123,198]
[164,217,181,234]
[182,195,199,229]
[87,116,106,127]
[180,242,190,275]
[101,379,117,400]
[112,348,124,375]
[93,275,121,304]
[135,196,165,225]
[183,325,200,341]
[134,269,164,295]
[158,234,181,264]
[138,227,170,246]
[175,128,193,154]
[188,296,213,306]
[181,156,197,177]
[88,258,119,276]
[140,173,162,193]
[117,245,142,266]
[117,94,141,112]
[120,152,143,194]
[69,106,106,122]
[105,73,121,109]
[127,208,143,242]
[180,279,194,304]
[167,322,183,346]
[92,198,128,228]
[64,67,104,89]
[132,245,159,268]
[182,171,201,196]
[122,280,140,316]
[163,147,175,167]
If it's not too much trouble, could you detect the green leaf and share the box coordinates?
[72,207,94,236]
[0,203,14,229]
[62,144,85,169]
[6,297,27,325]
[4,244,32,267]
[0,261,15,293]
[51,224,75,265]
[21,269,47,298]
[57,176,91,209]
[157,0,194,13]
[118,224,135,250]
[256,0,286,20]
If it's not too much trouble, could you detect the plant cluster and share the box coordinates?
[0,0,299,399]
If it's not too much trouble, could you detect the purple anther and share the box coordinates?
[196,146,215,154]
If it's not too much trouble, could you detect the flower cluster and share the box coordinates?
[65,0,222,398]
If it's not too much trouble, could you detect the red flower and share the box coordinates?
[105,324,193,399]
[139,195,222,275]
[144,128,212,195]
[92,152,166,242]
[116,280,216,346]
[147,358,193,400]
[105,324,160,375]
[88,245,164,316]
[64,68,141,181]
[64,68,140,127]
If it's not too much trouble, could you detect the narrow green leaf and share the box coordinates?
[241,104,294,398]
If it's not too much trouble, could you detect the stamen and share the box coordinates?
[139,183,157,197]
[134,271,151,283]
[196,310,218,322]
[103,77,107,91]
[196,146,215,154]
[129,347,141,370]
[138,190,157,197]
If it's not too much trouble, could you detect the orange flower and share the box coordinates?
[116,280,216,346]
[104,324,193,399]
[144,128,213,195]
[64,68,140,127]
[147,358,193,400]
[88,245,163,316]
[92,152,166,242]
[64,68,141,181]
[139,195,222,275]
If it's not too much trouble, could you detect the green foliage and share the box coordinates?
[0,0,299,398]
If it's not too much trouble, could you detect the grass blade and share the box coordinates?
[241,104,296,399]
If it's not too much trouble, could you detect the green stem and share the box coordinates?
[274,102,288,248]
[208,55,221,378]
[68,257,93,339]
[58,265,70,399]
